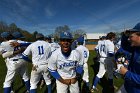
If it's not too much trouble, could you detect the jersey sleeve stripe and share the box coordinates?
[22,53,28,57]
[47,67,56,72]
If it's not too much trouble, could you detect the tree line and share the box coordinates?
[0,21,85,42]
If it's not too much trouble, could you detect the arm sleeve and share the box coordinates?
[47,52,58,72]
[23,44,32,56]
[76,50,84,74]
[0,44,13,58]
[22,53,32,62]
[0,46,5,55]
[22,44,32,62]
[2,51,13,58]
[125,71,140,85]
[76,66,83,74]
[47,52,62,80]
[48,68,61,80]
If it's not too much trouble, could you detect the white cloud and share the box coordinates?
[14,0,32,13]
[45,8,55,18]
[44,5,56,18]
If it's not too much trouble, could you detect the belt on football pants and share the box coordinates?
[12,59,19,61]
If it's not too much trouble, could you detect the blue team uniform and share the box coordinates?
[121,33,140,93]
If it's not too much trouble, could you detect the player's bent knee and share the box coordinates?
[30,84,37,90]
[3,82,12,88]
[97,71,105,78]
[22,76,29,82]
[45,80,51,85]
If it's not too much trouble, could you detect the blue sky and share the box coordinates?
[0,0,140,35]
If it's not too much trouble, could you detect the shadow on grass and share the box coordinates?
[14,79,27,93]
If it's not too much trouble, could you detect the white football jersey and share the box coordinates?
[97,40,115,57]
[76,45,89,64]
[0,45,4,55]
[12,40,29,59]
[23,40,51,65]
[0,44,6,55]
[48,48,83,79]
[1,40,29,60]
[1,40,16,52]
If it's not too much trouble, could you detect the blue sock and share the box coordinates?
[108,78,113,86]
[86,82,89,88]
[4,87,11,93]
[47,84,52,93]
[30,89,37,93]
[25,80,30,91]
[93,76,100,88]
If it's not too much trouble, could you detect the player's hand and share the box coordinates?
[13,47,26,56]
[59,78,71,85]
[71,78,77,84]
[10,42,20,47]
[64,79,71,85]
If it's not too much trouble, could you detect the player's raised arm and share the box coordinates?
[22,43,32,62]
[75,50,84,74]
[10,41,31,47]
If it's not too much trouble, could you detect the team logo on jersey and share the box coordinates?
[59,61,77,69]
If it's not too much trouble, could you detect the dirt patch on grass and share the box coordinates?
[85,45,97,50]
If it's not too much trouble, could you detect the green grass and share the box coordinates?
[0,51,123,93]
[88,51,124,93]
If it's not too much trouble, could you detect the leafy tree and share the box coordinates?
[0,21,35,42]
[22,30,35,42]
[72,29,86,39]
[33,31,38,37]
[9,23,18,32]
[0,21,8,32]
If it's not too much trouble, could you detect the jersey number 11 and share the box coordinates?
[38,46,44,55]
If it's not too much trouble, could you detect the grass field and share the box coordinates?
[0,51,124,93]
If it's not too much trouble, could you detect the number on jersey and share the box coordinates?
[100,44,105,52]
[38,46,44,55]
[84,51,87,58]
